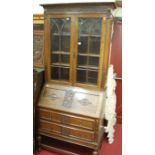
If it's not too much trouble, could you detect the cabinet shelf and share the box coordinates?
[51,63,70,68]
[78,53,99,57]
[77,65,98,70]
[79,34,101,37]
[52,51,70,55]
[77,68,98,72]
[52,33,70,36]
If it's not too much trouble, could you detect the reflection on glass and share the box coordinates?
[78,37,88,53]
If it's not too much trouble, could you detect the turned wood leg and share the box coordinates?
[37,135,42,151]
[92,150,98,155]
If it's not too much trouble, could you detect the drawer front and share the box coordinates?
[39,120,95,142]
[39,109,96,130]
[39,109,51,120]
[39,120,61,134]
[53,113,95,130]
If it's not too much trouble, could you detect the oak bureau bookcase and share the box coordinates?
[37,2,115,155]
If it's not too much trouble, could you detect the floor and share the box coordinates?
[36,124,122,155]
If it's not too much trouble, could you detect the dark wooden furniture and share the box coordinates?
[37,84,105,155]
[37,2,115,155]
[33,68,44,152]
[43,2,115,90]
[33,14,45,153]
[33,31,44,68]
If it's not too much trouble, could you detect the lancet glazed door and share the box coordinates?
[45,14,110,89]
[74,16,107,89]
[45,15,74,85]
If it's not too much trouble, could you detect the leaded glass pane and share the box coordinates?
[50,18,71,81]
[76,18,102,85]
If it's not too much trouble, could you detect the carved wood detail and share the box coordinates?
[78,98,92,106]
[33,31,44,68]
[62,90,75,108]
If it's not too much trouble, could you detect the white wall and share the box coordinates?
[33,0,116,13]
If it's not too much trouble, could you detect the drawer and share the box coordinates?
[52,112,95,130]
[39,109,51,120]
[39,109,96,130]
[67,127,95,142]
[39,120,95,142]
[39,120,61,134]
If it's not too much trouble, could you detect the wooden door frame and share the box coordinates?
[44,15,74,85]
[73,14,110,90]
[44,13,113,90]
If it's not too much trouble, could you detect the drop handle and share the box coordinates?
[78,42,82,45]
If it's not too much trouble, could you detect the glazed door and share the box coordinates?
[46,16,73,84]
[45,15,109,89]
[74,16,106,89]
